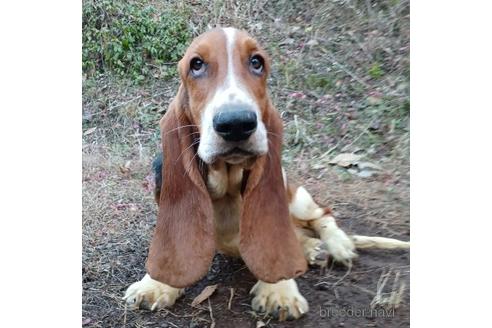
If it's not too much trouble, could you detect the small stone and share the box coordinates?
[306,39,319,46]
[357,169,376,178]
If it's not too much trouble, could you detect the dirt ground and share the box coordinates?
[83,1,410,327]
[82,146,409,327]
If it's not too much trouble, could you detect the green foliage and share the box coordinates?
[305,74,334,91]
[82,0,191,81]
[368,62,384,79]
[281,59,301,88]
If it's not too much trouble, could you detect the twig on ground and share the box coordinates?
[228,288,235,310]
[370,269,406,309]
[320,117,378,158]
[294,114,300,144]
[108,95,142,112]
[123,303,127,328]
[351,284,377,296]
[341,118,377,152]
[208,298,216,328]
[320,135,348,158]
[315,264,353,289]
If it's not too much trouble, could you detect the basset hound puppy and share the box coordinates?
[123,27,409,321]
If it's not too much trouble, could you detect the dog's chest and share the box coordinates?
[206,163,244,256]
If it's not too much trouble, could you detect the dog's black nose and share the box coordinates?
[213,110,257,142]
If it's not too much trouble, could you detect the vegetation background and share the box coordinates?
[82,0,410,327]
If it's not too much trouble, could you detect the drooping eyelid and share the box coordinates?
[251,54,264,64]
[249,51,262,60]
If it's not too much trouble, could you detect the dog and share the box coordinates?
[123,27,409,321]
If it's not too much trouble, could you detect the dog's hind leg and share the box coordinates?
[288,184,357,265]
[288,182,410,266]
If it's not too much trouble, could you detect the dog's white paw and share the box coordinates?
[123,274,183,311]
[324,228,357,265]
[250,279,308,321]
[312,215,357,266]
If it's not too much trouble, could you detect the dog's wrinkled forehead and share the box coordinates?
[181,27,267,77]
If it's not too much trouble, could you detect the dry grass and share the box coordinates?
[83,0,410,326]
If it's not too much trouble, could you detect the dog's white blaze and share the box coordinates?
[214,27,258,111]
[224,28,239,89]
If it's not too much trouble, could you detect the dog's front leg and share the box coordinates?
[250,279,308,321]
[123,274,184,311]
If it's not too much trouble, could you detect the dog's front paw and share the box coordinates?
[250,279,308,321]
[324,228,357,265]
[123,274,183,311]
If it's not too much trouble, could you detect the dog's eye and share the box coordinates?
[190,58,206,77]
[249,55,264,75]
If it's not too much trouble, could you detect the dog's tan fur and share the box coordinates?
[124,156,357,319]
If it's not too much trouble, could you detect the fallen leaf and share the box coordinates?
[288,91,306,99]
[82,318,91,326]
[279,38,295,46]
[142,174,155,193]
[112,203,137,211]
[191,284,218,307]
[119,166,131,176]
[329,153,362,167]
[357,162,383,171]
[119,160,132,176]
[312,163,325,170]
[256,321,267,328]
[367,95,382,106]
[83,127,97,136]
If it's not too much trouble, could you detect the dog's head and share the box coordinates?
[177,27,272,165]
[147,28,306,288]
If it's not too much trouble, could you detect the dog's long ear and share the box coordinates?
[146,86,215,288]
[239,106,307,283]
